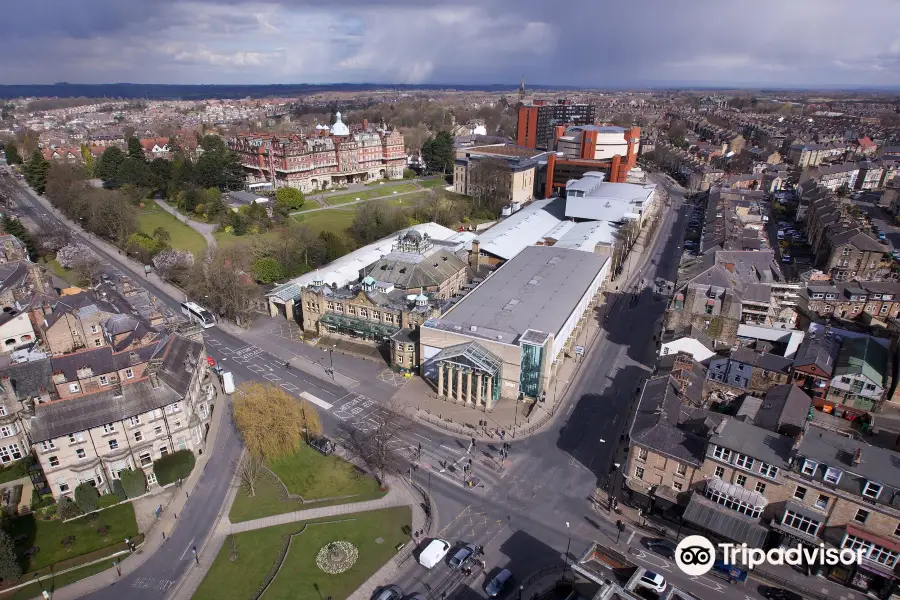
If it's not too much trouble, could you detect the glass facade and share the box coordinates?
[519,343,544,398]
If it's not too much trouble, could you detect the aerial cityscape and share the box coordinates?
[1,2,900,600]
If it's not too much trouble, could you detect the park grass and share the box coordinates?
[40,256,87,288]
[193,506,411,600]
[0,558,112,600]
[137,205,207,258]
[419,178,450,188]
[324,183,418,206]
[3,503,139,573]
[228,447,385,524]
[292,208,357,236]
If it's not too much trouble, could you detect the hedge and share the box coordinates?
[152,450,196,487]
[98,494,120,509]
[120,468,147,498]
[74,483,100,513]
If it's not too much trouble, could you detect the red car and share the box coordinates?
[206,356,216,367]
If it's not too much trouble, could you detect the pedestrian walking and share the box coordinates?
[499,429,506,440]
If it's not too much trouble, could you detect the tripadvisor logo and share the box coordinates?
[674,535,865,576]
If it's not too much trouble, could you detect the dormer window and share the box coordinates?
[713,446,732,462]
[824,467,842,485]
[801,460,818,476]
[811,293,824,300]
[863,481,883,500]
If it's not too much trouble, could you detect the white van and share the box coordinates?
[222,372,235,394]
[418,539,450,569]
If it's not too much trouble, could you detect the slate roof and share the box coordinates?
[730,347,793,374]
[629,377,723,466]
[754,384,813,434]
[797,428,900,499]
[0,359,53,400]
[682,493,768,547]
[834,336,889,386]
[361,249,466,290]
[830,229,885,253]
[792,327,841,376]
[710,418,794,468]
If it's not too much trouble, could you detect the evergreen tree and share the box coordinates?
[80,144,95,176]
[3,140,22,165]
[24,150,49,194]
[127,136,145,161]
[0,529,21,582]
[94,147,125,183]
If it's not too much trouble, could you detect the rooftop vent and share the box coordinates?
[470,326,478,332]
[502,299,520,311]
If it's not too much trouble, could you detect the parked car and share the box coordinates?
[635,571,667,594]
[449,543,478,570]
[374,586,403,600]
[418,539,450,569]
[485,569,513,597]
[759,586,802,600]
[782,255,792,263]
[645,539,676,560]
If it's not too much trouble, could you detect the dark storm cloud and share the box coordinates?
[0,0,898,86]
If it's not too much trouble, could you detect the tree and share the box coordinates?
[127,136,145,161]
[187,247,257,325]
[119,468,147,498]
[467,157,511,215]
[56,242,101,282]
[0,529,21,582]
[24,150,50,194]
[79,144,95,176]
[421,131,454,174]
[74,482,100,513]
[57,497,82,520]
[94,147,125,182]
[125,232,166,263]
[152,226,171,245]
[275,187,305,211]
[3,140,22,165]
[252,257,286,283]
[233,382,322,460]
[152,248,194,280]
[836,184,851,198]
[351,201,395,244]
[234,452,266,498]
[1,215,37,259]
[115,157,153,188]
[340,401,411,485]
[319,230,348,262]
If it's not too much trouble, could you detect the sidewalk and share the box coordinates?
[48,378,231,600]
[154,198,218,249]
[171,475,431,600]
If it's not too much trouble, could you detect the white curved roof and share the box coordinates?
[331,111,350,136]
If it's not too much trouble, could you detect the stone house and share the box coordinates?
[825,336,889,412]
[791,326,841,404]
[706,347,792,395]
[822,229,888,282]
[802,282,900,321]
[43,293,119,355]
[0,359,54,468]
[27,334,211,499]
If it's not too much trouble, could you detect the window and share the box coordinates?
[159,445,169,457]
[139,452,152,467]
[755,482,767,494]
[794,486,807,501]
[824,467,842,485]
[843,535,899,567]
[69,383,80,393]
[128,415,141,427]
[90,325,99,333]
[48,456,59,467]
[841,377,851,384]
[99,375,109,386]
[735,454,755,470]
[635,466,645,480]
[154,426,163,436]
[134,431,143,442]
[863,481,883,500]
[397,356,404,364]
[895,523,900,538]
[58,479,70,493]
[782,511,821,536]
[713,446,732,462]
[0,443,22,463]
[147,472,158,485]
[715,466,725,478]
[673,481,683,491]
[736,474,747,487]
[801,460,818,476]
[759,463,779,479]
[638,448,648,461]
[173,420,182,429]
[166,403,181,414]
[855,509,870,524]
[0,425,16,438]
[676,464,687,476]
[815,495,829,510]
[69,432,84,444]
[39,440,55,451]
[865,383,877,391]
[705,487,763,519]
[76,448,86,460]
[199,404,208,419]
[94,339,102,347]
[108,439,119,450]
[125,368,134,380]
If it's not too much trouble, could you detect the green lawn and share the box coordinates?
[0,457,33,486]
[137,205,207,258]
[324,183,418,206]
[292,208,357,236]
[419,178,450,189]
[40,257,87,288]
[193,507,411,600]
[3,503,139,573]
[0,558,112,600]
[229,447,385,523]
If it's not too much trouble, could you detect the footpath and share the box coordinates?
[171,474,431,600]
[153,198,218,249]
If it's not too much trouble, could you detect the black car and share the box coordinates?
[645,538,676,560]
[760,586,802,600]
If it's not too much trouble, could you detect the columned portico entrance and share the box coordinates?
[429,342,501,411]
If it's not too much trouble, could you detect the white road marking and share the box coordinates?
[439,444,462,455]
[688,576,725,592]
[627,530,635,544]
[180,537,196,560]
[300,391,333,410]
[263,373,281,382]
[412,432,431,442]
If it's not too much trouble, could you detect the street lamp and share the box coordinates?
[328,344,337,378]
[33,572,49,600]
[562,521,572,581]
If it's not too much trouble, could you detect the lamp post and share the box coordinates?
[562,521,572,581]
[328,344,337,378]
[33,572,49,600]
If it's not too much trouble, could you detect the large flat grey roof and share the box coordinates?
[425,246,607,342]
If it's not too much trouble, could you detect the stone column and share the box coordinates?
[476,372,483,409]
[437,363,444,398]
[466,370,474,407]
[456,368,464,404]
[485,376,494,411]
[446,365,454,401]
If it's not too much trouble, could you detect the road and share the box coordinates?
[1,173,773,600]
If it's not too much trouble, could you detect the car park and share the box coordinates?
[635,571,667,594]
[485,569,513,597]
[374,585,404,600]
[449,543,478,570]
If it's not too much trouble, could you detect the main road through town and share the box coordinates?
[2,174,763,600]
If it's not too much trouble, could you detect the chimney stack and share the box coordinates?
[853,447,862,466]
[470,240,481,271]
[0,377,14,402]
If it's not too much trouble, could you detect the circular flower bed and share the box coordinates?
[316,541,359,574]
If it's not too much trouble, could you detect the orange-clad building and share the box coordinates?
[516,100,597,150]
[541,125,641,196]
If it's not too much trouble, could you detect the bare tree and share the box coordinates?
[339,402,413,485]
[234,452,266,498]
[467,157,511,214]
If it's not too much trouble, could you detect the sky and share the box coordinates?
[1,0,899,88]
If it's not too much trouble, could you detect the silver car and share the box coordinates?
[486,569,513,597]
[449,544,477,570]
[374,585,403,600]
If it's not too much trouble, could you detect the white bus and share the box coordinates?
[181,301,216,328]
